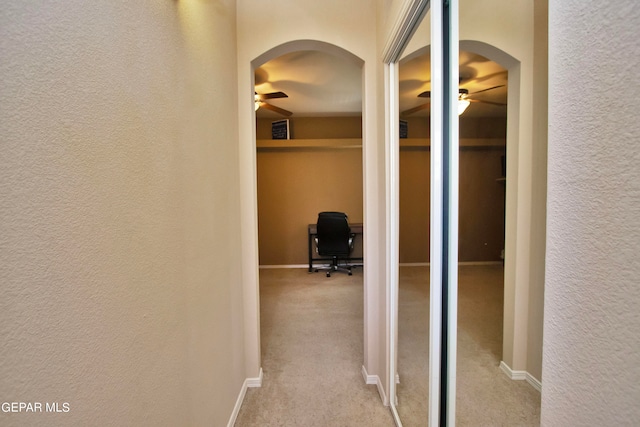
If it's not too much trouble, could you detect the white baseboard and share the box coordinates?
[399,261,502,267]
[499,361,541,392]
[500,360,526,380]
[525,372,542,392]
[261,261,502,269]
[459,261,503,266]
[361,365,388,406]
[390,403,403,427]
[247,367,263,387]
[227,368,263,427]
[259,264,309,269]
[361,365,378,384]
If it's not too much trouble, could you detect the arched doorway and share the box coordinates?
[241,39,383,396]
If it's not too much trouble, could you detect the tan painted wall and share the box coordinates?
[1,1,245,426]
[399,118,507,264]
[257,117,363,267]
[257,117,362,140]
[257,117,506,266]
[256,119,364,268]
[257,145,364,266]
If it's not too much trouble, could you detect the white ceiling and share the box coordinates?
[254,49,507,119]
[255,50,362,118]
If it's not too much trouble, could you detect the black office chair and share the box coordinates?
[314,211,354,277]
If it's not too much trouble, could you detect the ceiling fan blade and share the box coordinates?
[401,103,430,116]
[468,99,507,106]
[468,85,505,95]
[461,71,507,86]
[260,91,288,100]
[260,102,293,116]
[417,90,431,98]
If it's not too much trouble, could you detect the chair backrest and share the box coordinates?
[316,212,351,256]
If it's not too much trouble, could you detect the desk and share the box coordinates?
[308,223,363,272]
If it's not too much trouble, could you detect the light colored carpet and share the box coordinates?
[236,265,540,426]
[397,265,541,426]
[235,267,394,426]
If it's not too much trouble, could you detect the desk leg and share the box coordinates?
[308,233,313,272]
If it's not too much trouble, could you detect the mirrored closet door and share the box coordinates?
[388,1,543,425]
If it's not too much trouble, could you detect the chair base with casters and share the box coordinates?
[314,256,353,277]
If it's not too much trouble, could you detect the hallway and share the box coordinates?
[235,266,541,426]
[235,268,393,426]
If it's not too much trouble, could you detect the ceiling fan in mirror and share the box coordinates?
[401,85,506,116]
[255,91,293,116]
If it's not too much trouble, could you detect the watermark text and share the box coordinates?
[2,402,70,413]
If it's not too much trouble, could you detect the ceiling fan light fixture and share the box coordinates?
[255,93,260,111]
[458,99,470,115]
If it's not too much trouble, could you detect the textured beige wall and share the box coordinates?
[0,1,245,426]
[543,0,640,424]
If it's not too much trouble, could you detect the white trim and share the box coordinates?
[499,361,542,392]
[385,60,401,422]
[227,368,263,427]
[259,264,310,269]
[362,365,388,406]
[428,1,444,424]
[399,262,429,267]
[459,261,502,266]
[526,372,542,392]
[500,360,526,380]
[382,5,431,417]
[259,263,365,270]
[227,383,246,427]
[445,3,460,424]
[259,261,500,269]
[246,367,263,387]
[391,404,403,427]
[382,0,430,63]
[399,261,502,267]
[361,364,377,384]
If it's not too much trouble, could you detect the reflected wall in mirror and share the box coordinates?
[393,0,546,424]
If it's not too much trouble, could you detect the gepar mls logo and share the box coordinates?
[2,402,70,413]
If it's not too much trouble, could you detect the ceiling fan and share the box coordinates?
[401,85,506,116]
[255,91,293,117]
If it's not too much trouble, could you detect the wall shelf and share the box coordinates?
[257,138,362,150]
[400,138,506,148]
[256,138,505,150]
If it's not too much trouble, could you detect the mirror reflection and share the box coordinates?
[394,2,542,424]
